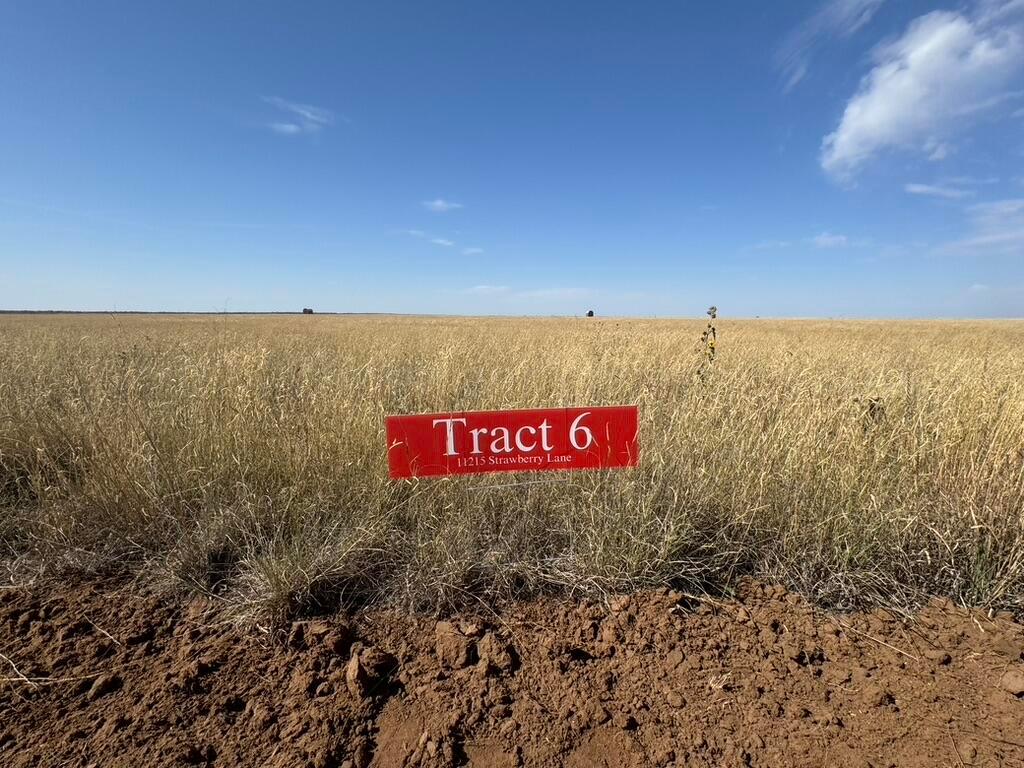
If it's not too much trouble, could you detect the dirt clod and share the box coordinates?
[345,643,395,700]
[434,621,474,669]
[998,667,1024,697]
[86,673,122,701]
[477,632,514,674]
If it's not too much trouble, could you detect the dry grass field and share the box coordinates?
[1,313,1022,621]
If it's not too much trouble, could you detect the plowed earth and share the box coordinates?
[2,580,1023,767]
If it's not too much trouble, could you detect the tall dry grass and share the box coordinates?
[1,313,1022,620]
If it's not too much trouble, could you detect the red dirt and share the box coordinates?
[2,580,1023,767]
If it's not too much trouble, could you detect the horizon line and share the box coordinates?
[1,310,1022,322]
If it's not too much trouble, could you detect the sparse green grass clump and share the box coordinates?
[1,313,1022,621]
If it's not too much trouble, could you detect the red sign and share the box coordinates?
[386,406,639,479]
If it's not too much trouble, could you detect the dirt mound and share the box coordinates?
[2,580,1023,767]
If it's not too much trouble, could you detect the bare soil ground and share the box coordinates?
[2,580,1023,767]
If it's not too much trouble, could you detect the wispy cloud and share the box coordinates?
[262,96,337,136]
[743,239,793,251]
[422,199,463,212]
[775,0,886,91]
[956,88,1024,115]
[924,139,953,162]
[514,287,593,300]
[463,285,508,295]
[904,182,976,199]
[968,197,1024,228]
[962,279,1024,314]
[462,247,484,255]
[941,198,1024,254]
[269,122,303,135]
[821,3,1024,179]
[942,175,1000,185]
[811,232,849,248]
[404,229,459,247]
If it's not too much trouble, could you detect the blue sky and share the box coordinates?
[2,0,1023,317]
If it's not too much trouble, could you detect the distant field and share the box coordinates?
[1,314,1022,620]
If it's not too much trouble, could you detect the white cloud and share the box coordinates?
[422,199,463,212]
[463,285,507,295]
[956,88,1024,114]
[962,279,1024,314]
[943,175,1000,185]
[515,287,593,300]
[904,182,976,199]
[811,232,849,247]
[775,0,887,91]
[941,198,1024,254]
[262,96,336,135]
[821,4,1024,179]
[924,138,953,161]
[462,247,484,255]
[269,122,303,135]
[969,197,1024,226]
[263,96,333,125]
[744,239,793,251]
[978,0,1024,24]
[405,229,463,248]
